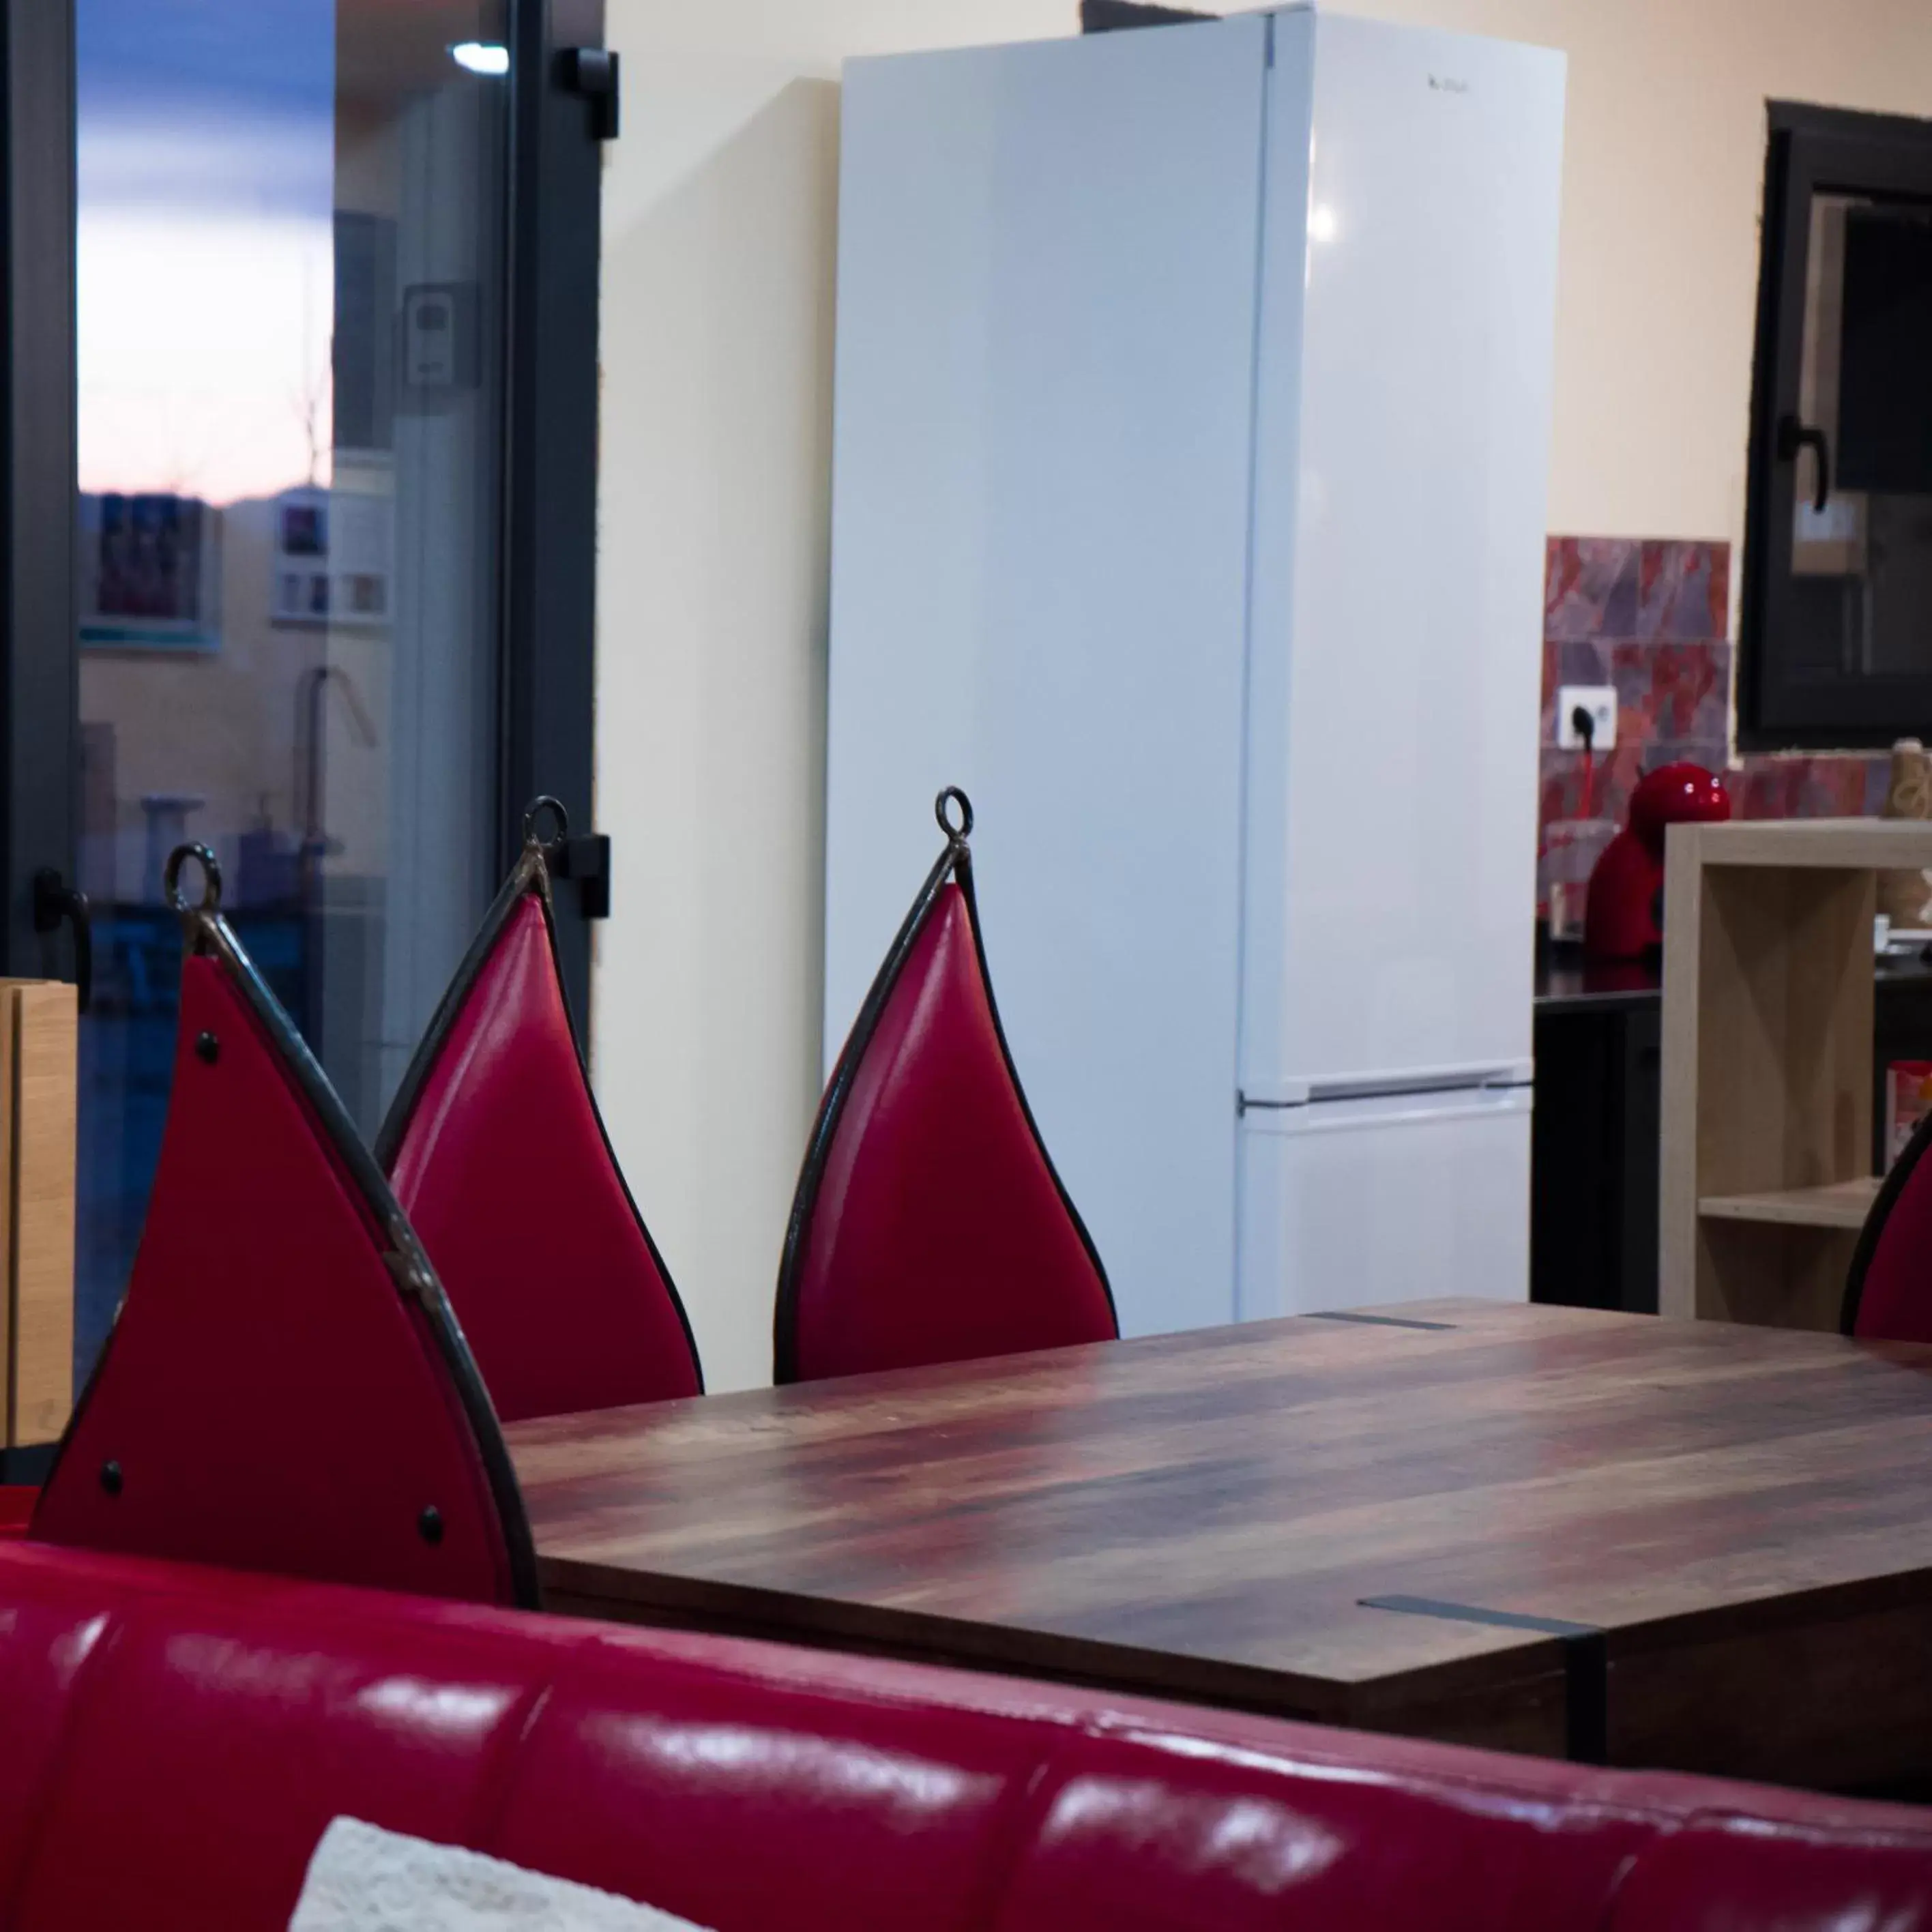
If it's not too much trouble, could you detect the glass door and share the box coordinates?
[47,0,606,1387]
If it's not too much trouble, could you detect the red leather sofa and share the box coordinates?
[2,1540,1930,1929]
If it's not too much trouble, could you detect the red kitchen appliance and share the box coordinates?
[1584,762,1732,960]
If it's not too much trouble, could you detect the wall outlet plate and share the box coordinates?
[1557,684,1618,750]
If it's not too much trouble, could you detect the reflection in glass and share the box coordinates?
[1789,190,1932,680]
[74,0,508,1375]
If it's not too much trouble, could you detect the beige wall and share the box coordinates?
[593,0,1932,1390]
[1368,0,1932,561]
[591,55,840,1392]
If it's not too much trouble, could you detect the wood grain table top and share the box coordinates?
[508,1301,1932,1785]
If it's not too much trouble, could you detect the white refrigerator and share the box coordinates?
[823,8,1566,1336]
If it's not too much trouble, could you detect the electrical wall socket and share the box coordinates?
[1557,685,1618,751]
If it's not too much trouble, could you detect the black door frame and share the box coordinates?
[0,0,78,985]
[501,0,608,1033]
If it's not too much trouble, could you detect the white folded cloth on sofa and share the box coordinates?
[289,1817,711,1932]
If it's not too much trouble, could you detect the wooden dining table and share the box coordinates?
[506,1299,1932,1792]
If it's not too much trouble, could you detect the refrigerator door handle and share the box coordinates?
[1242,1060,1535,1111]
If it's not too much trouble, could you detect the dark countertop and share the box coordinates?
[1535,956,1661,1012]
[1535,946,1932,1011]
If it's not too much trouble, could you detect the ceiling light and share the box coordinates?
[450,42,509,76]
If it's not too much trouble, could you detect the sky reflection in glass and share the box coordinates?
[78,0,337,502]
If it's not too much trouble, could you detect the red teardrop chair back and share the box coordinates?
[31,845,536,1606]
[775,787,1117,1384]
[374,799,701,1422]
[1845,1110,1932,1342]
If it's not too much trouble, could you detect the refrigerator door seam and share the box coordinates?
[1242,1090,1530,1137]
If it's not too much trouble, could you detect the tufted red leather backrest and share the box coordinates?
[777,799,1115,1384]
[3,1538,1931,1932]
[29,909,532,1607]
[381,866,701,1420]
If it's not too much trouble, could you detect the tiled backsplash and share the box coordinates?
[1536,536,1887,916]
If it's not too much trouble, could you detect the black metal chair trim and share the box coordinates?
[42,842,540,1608]
[372,798,702,1393]
[772,787,1115,1384]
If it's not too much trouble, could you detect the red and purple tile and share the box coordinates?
[1637,540,1728,641]
[1545,537,1640,640]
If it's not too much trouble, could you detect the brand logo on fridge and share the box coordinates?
[1428,73,1470,93]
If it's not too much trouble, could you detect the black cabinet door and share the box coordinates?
[1532,1001,1660,1315]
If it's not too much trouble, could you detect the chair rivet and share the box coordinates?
[195,1031,220,1065]
[100,1460,123,1496]
[418,1505,443,1545]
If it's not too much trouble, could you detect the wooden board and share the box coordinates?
[1698,1177,1883,1229]
[1671,817,1932,869]
[7,984,75,1445]
[510,1301,1932,1789]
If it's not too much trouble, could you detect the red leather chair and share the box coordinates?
[775,788,1116,1383]
[375,799,701,1421]
[1844,1110,1932,1341]
[6,1536,1932,1931]
[29,845,536,1607]
[0,1488,31,1536]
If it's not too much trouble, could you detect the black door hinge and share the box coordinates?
[553,833,612,919]
[562,48,619,141]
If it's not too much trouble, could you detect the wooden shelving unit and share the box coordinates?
[1660,819,1932,1328]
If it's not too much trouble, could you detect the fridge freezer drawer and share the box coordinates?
[1238,1087,1531,1320]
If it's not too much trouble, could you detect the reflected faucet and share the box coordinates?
[297,664,379,862]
